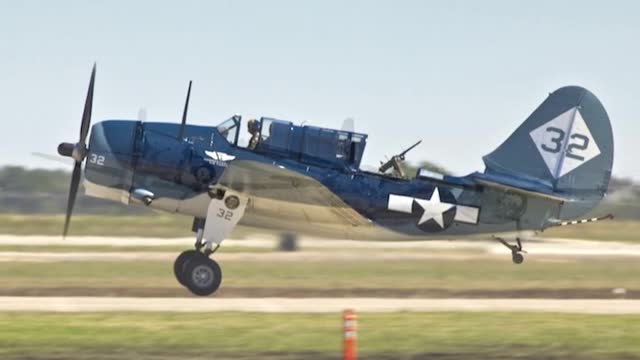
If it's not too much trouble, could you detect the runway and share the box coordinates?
[1,235,640,260]
[0,250,511,262]
[1,296,640,314]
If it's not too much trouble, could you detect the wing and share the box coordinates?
[217,160,370,228]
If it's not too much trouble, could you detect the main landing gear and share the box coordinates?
[495,236,526,264]
[174,191,248,296]
[174,247,223,296]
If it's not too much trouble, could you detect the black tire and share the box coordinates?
[512,252,524,264]
[173,250,199,286]
[184,257,222,296]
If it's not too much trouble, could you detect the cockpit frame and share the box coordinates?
[215,115,242,146]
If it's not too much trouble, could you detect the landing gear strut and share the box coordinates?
[173,191,248,296]
[495,237,526,264]
[174,221,224,296]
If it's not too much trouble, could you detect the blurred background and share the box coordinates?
[2,1,640,359]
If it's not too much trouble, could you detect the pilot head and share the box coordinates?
[247,119,259,134]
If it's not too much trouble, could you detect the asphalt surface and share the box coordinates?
[0,296,639,314]
[1,235,640,260]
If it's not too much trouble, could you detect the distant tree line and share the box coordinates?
[0,166,150,215]
[0,165,638,219]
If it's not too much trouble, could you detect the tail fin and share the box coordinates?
[483,86,614,217]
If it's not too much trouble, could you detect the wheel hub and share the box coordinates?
[192,264,214,288]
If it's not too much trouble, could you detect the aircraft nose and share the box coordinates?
[84,120,139,200]
[88,120,138,163]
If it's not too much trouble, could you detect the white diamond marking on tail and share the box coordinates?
[560,110,601,177]
[529,107,601,178]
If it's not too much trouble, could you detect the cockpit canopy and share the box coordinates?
[217,116,368,170]
[216,115,241,145]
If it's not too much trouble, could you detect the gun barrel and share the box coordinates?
[399,140,422,157]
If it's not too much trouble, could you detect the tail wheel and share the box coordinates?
[512,252,525,264]
[184,256,222,296]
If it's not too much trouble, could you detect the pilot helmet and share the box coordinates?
[247,118,259,133]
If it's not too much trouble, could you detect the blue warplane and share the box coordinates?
[57,65,614,296]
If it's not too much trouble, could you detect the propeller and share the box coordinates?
[137,108,147,121]
[341,117,355,132]
[57,63,96,237]
[32,152,72,165]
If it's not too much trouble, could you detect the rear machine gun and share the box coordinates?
[378,140,422,178]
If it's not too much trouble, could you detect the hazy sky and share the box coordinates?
[2,1,639,179]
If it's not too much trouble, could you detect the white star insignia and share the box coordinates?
[387,189,481,228]
[414,187,454,228]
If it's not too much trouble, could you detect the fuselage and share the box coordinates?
[82,118,562,240]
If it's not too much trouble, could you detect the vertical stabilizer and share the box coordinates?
[483,86,614,217]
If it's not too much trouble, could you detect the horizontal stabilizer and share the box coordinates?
[471,172,571,202]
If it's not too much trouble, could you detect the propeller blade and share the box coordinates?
[79,63,96,145]
[341,117,355,132]
[178,80,192,140]
[60,63,96,238]
[137,107,147,121]
[63,162,82,238]
[32,152,72,165]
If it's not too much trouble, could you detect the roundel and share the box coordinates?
[410,201,456,232]
[386,187,463,233]
[195,166,214,185]
[408,187,457,232]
